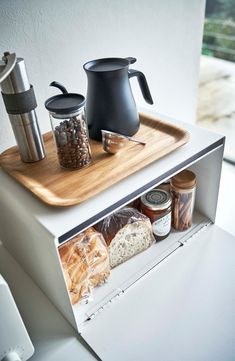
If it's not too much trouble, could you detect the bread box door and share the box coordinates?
[79,224,235,361]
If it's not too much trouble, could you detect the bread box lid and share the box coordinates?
[78,224,235,361]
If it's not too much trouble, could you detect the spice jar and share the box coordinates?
[170,170,196,231]
[45,82,91,170]
[140,189,172,241]
[156,179,171,192]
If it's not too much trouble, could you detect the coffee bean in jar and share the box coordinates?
[45,82,91,170]
[54,118,91,169]
[140,189,172,241]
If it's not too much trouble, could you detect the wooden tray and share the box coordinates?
[0,113,189,207]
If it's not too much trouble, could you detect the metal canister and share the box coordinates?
[0,52,45,162]
[140,189,172,241]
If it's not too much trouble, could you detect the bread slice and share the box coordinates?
[95,208,155,268]
[109,219,154,267]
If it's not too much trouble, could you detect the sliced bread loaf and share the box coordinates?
[94,207,155,268]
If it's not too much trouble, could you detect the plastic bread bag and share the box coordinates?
[59,227,110,305]
[94,207,155,268]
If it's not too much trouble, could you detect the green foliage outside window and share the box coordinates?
[203,0,235,62]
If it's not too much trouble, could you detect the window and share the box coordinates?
[197,0,235,163]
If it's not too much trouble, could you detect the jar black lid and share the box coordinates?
[45,93,85,115]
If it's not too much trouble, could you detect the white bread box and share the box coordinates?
[0,112,232,361]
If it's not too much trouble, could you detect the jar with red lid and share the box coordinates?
[140,189,172,241]
[170,170,196,231]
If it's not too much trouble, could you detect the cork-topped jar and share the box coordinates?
[140,189,172,241]
[170,170,196,231]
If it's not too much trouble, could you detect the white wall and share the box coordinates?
[0,0,205,152]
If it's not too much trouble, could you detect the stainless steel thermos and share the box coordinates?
[0,52,45,162]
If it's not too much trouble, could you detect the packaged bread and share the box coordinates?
[59,227,110,305]
[94,207,155,268]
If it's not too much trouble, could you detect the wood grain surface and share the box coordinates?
[0,113,189,207]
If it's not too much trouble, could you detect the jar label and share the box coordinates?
[152,212,171,237]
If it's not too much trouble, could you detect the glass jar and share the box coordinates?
[170,170,196,231]
[140,189,172,241]
[45,92,91,169]
[155,179,171,192]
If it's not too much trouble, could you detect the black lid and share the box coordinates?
[83,57,136,72]
[45,93,85,115]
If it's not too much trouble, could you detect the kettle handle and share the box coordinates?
[128,69,153,105]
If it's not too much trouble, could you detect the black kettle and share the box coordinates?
[83,57,153,141]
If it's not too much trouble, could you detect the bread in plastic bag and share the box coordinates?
[59,227,110,305]
[94,207,155,268]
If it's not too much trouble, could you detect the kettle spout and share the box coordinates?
[125,57,137,65]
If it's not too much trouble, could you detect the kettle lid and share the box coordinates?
[83,57,136,72]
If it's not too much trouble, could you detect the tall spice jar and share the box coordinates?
[170,170,196,231]
[140,189,172,241]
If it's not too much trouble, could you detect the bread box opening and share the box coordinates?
[57,146,222,330]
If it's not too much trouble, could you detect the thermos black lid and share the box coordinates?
[45,93,85,115]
